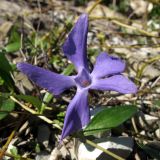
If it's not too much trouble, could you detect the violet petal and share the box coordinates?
[62,14,88,72]
[91,52,125,78]
[61,90,89,140]
[91,75,137,94]
[17,62,75,95]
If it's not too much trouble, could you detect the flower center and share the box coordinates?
[81,80,91,87]
[75,68,92,88]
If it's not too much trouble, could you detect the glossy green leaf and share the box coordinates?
[0,98,15,120]
[84,105,137,135]
[15,94,41,111]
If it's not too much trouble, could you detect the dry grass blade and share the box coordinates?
[10,96,62,130]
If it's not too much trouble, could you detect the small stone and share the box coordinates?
[155,129,160,139]
[130,0,152,16]
[37,124,50,148]
[36,152,50,160]
[136,112,158,129]
[77,137,134,160]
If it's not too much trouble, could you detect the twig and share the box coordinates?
[90,16,158,37]
[108,31,160,38]
[151,76,160,88]
[104,44,160,49]
[90,16,127,23]
[10,96,62,130]
[87,0,102,15]
[112,20,156,37]
[136,55,160,80]
[0,130,16,159]
[131,117,139,135]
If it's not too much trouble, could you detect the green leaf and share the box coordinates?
[62,64,74,76]
[0,52,12,73]
[9,26,21,42]
[10,146,18,156]
[0,92,11,98]
[5,26,21,52]
[0,70,14,90]
[10,146,21,160]
[84,105,137,135]
[15,94,41,111]
[5,42,21,52]
[0,52,14,90]
[40,92,53,114]
[153,100,160,108]
[0,98,15,120]
[0,76,4,85]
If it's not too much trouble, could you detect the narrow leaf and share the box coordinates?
[0,52,12,73]
[15,94,41,111]
[5,42,21,52]
[5,26,21,52]
[62,64,74,75]
[0,52,14,90]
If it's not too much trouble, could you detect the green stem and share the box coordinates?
[40,92,53,114]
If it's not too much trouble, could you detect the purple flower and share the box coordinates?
[17,14,137,140]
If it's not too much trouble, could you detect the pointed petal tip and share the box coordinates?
[116,78,138,94]
[16,62,25,70]
[129,84,138,94]
[123,87,137,94]
[80,13,88,19]
[124,78,138,94]
[60,90,89,140]
[62,13,89,72]
[16,62,21,69]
